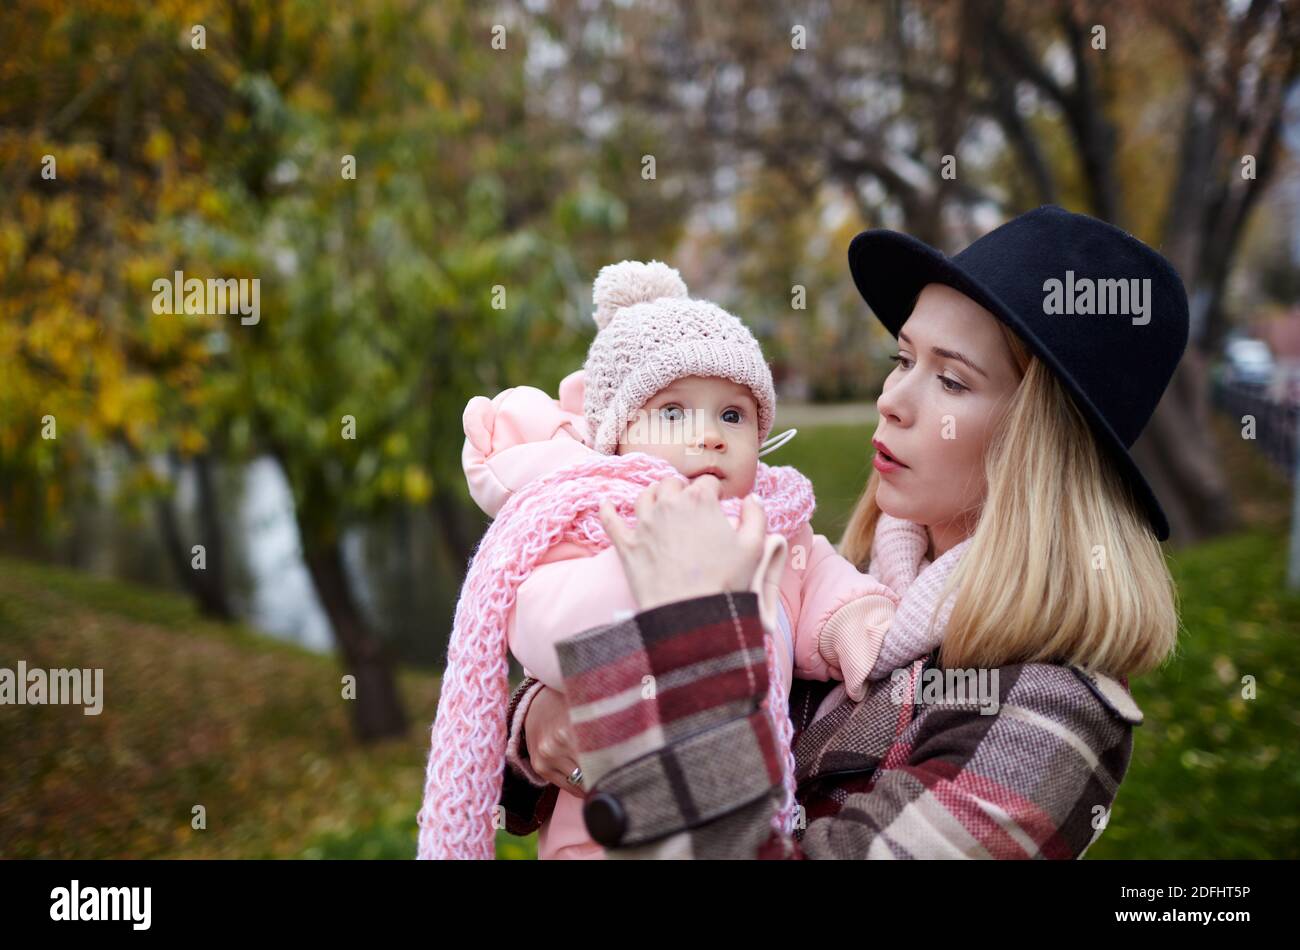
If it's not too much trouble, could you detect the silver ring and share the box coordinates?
[567,766,583,786]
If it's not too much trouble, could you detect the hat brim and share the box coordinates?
[848,229,1171,542]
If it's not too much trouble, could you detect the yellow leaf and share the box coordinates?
[144,129,174,164]
[403,465,432,504]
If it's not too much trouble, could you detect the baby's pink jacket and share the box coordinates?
[462,371,898,859]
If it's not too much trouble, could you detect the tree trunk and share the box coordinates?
[191,453,234,620]
[1128,352,1239,544]
[431,487,483,571]
[151,451,234,619]
[302,538,409,742]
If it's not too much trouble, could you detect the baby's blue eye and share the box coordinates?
[659,405,685,422]
[722,408,742,424]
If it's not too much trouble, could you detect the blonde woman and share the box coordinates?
[496,206,1186,859]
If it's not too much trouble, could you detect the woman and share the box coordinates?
[495,205,1187,859]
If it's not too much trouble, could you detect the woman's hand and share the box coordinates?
[521,686,582,789]
[598,474,768,612]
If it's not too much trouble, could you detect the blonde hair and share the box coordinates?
[840,323,1179,678]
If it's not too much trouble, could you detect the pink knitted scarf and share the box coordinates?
[864,512,975,679]
[416,452,815,860]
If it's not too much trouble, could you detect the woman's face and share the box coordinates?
[872,283,1023,551]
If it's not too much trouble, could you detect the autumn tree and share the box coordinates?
[527,0,1300,542]
[1,0,668,740]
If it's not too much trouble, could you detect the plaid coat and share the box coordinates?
[498,591,1143,859]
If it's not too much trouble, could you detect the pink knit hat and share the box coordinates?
[582,261,776,455]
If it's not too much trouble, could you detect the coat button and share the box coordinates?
[583,791,627,846]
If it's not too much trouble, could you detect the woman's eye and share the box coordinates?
[891,352,963,392]
[659,405,685,422]
[722,408,743,424]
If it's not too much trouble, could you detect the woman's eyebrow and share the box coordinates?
[898,331,989,379]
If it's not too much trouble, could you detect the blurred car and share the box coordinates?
[1223,338,1276,389]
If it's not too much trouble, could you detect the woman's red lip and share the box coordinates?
[873,453,905,475]
[871,438,908,468]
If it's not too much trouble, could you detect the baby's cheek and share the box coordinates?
[730,468,758,499]
[626,440,682,472]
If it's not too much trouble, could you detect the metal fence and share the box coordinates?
[1211,378,1298,474]
[1211,378,1300,589]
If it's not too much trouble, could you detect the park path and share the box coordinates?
[773,402,877,428]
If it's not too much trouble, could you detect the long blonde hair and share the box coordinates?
[840,323,1179,678]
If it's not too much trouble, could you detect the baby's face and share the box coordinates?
[617,375,760,499]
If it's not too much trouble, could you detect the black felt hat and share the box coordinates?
[848,205,1189,541]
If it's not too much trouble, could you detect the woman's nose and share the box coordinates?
[876,376,911,426]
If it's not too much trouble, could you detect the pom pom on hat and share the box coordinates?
[592,260,688,330]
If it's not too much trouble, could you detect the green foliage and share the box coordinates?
[0,0,638,553]
[155,0,598,545]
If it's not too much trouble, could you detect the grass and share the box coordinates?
[1087,525,1300,858]
[1,414,1295,858]
[0,556,534,859]
[767,422,876,538]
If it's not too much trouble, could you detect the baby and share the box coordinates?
[456,261,901,859]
